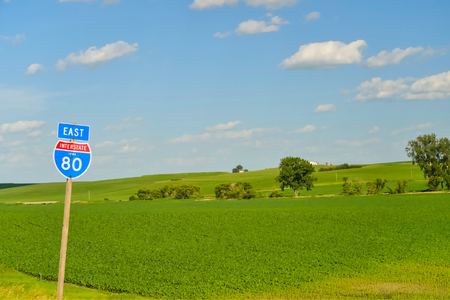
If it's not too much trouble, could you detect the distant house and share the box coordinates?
[326,161,332,166]
[238,169,244,173]
[309,161,318,166]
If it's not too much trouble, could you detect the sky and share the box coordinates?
[1,0,449,183]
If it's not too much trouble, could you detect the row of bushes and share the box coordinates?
[129,184,201,200]
[130,182,260,201]
[215,182,261,199]
[342,177,408,196]
[319,163,363,172]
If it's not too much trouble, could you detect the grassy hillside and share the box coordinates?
[0,162,428,203]
[0,265,148,300]
[1,194,449,299]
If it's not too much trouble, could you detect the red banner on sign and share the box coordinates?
[55,141,91,153]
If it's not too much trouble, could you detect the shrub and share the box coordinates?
[172,185,201,199]
[386,180,408,194]
[148,189,163,200]
[342,177,363,196]
[129,195,138,201]
[366,178,387,195]
[160,185,177,198]
[214,182,258,199]
[215,183,232,199]
[269,189,284,198]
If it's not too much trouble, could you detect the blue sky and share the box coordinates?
[1,0,449,183]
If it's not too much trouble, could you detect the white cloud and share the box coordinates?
[293,125,316,133]
[192,148,198,153]
[403,71,450,100]
[351,71,450,101]
[56,41,138,71]
[0,34,25,45]
[390,123,436,137]
[403,92,449,100]
[235,19,279,35]
[410,71,450,93]
[93,138,147,155]
[118,144,137,153]
[189,0,238,10]
[314,104,336,113]
[365,46,423,68]
[206,120,241,131]
[167,157,206,166]
[214,31,232,38]
[270,16,289,25]
[244,0,297,10]
[421,46,447,58]
[103,117,143,132]
[368,126,380,134]
[216,129,254,139]
[0,120,45,134]
[12,34,25,45]
[170,133,212,143]
[280,40,367,70]
[25,64,44,75]
[352,77,413,102]
[305,12,320,21]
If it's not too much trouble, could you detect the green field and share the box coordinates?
[0,162,429,204]
[1,193,449,299]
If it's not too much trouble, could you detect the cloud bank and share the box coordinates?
[352,70,450,101]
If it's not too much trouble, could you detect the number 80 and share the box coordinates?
[61,156,82,171]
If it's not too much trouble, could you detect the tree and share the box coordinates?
[232,168,239,173]
[342,177,363,196]
[405,134,450,190]
[236,165,243,171]
[275,157,317,197]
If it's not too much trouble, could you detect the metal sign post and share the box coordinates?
[54,123,91,300]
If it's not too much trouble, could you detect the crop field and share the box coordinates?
[0,162,429,204]
[1,193,449,299]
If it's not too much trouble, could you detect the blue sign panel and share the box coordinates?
[53,141,92,179]
[57,123,90,142]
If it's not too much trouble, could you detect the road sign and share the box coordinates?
[57,123,90,142]
[53,140,92,179]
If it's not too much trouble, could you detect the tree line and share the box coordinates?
[128,133,449,201]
